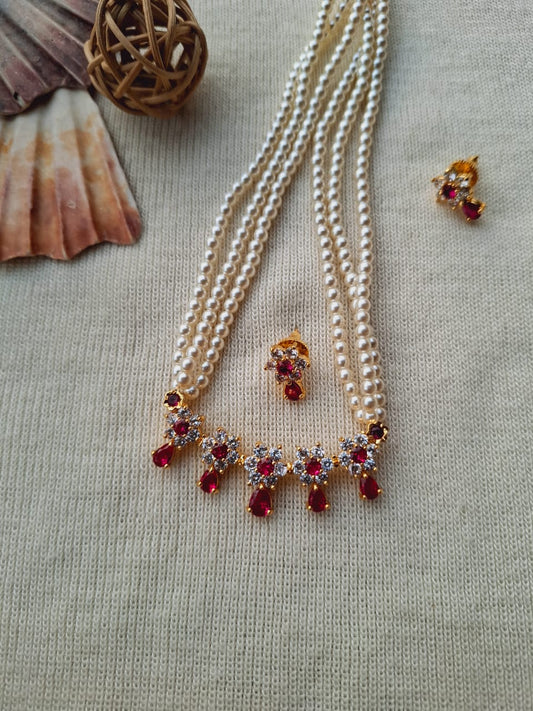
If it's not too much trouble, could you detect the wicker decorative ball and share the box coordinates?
[84,0,208,118]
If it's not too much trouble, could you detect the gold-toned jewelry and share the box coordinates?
[264,329,310,402]
[432,156,486,222]
[151,1,391,517]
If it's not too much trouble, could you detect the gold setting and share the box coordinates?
[432,156,486,222]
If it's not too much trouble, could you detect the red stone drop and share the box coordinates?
[152,443,174,468]
[199,469,219,494]
[441,183,457,200]
[351,446,367,464]
[212,443,228,460]
[308,485,328,513]
[306,458,322,477]
[360,475,381,500]
[368,423,385,441]
[172,420,189,436]
[165,392,181,408]
[276,359,294,377]
[285,382,302,401]
[248,487,272,517]
[257,458,274,477]
[462,200,482,220]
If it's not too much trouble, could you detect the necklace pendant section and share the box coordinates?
[337,422,388,501]
[198,429,241,494]
[244,444,288,517]
[152,391,203,468]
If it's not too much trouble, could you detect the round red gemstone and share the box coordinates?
[360,475,380,500]
[199,469,219,494]
[285,382,302,401]
[368,423,385,441]
[166,392,181,407]
[212,443,228,460]
[152,443,174,468]
[248,487,272,517]
[172,420,189,436]
[462,201,482,220]
[308,485,328,513]
[257,458,274,477]
[351,446,367,464]
[276,359,294,377]
[306,458,322,477]
[441,183,457,200]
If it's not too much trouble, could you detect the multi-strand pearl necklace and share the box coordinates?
[152,0,390,516]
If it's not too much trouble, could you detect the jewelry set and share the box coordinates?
[151,0,486,517]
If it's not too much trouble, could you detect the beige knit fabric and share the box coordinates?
[1,1,532,709]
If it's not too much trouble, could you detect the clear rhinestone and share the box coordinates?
[321,457,333,472]
[227,436,239,448]
[165,429,174,440]
[293,460,305,475]
[286,347,298,359]
[174,436,186,448]
[248,472,261,486]
[311,446,324,459]
[367,444,376,457]
[447,171,457,180]
[253,445,268,459]
[187,429,200,442]
[340,438,352,451]
[296,447,309,460]
[274,462,287,478]
[364,458,376,471]
[357,434,369,446]
[190,416,202,427]
[214,459,226,472]
[339,452,351,467]
[299,473,312,485]
[271,348,283,360]
[264,476,277,489]
[265,360,277,370]
[226,451,239,465]
[317,471,328,484]
[269,448,282,461]
[244,456,257,472]
[296,358,307,370]
[202,452,214,465]
[202,437,215,451]
[216,430,227,443]
[350,462,362,476]
[177,407,190,418]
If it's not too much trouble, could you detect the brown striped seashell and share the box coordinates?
[0,88,141,261]
[0,0,97,115]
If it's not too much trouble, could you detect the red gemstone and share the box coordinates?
[212,443,228,460]
[276,359,294,377]
[257,458,274,477]
[248,487,272,517]
[368,423,385,441]
[306,458,322,477]
[351,446,367,464]
[172,420,189,436]
[199,469,219,494]
[462,200,482,220]
[308,485,328,512]
[285,382,302,401]
[152,443,174,468]
[441,183,457,200]
[166,392,181,407]
[360,475,380,500]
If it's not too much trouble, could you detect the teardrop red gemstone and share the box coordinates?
[212,443,228,460]
[257,458,274,477]
[172,420,189,436]
[152,443,174,468]
[248,487,272,517]
[308,485,328,512]
[351,446,367,464]
[199,469,219,494]
[462,200,482,220]
[360,475,381,500]
[285,382,302,401]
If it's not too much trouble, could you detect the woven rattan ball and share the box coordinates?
[84,0,207,118]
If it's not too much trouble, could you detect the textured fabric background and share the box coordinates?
[1,1,532,709]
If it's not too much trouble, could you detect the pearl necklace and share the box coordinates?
[152,0,390,516]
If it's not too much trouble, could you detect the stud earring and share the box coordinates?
[265,329,310,401]
[432,156,486,221]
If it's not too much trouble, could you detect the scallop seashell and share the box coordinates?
[0,88,141,261]
[0,0,97,115]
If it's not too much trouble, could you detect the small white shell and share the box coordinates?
[0,88,141,261]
